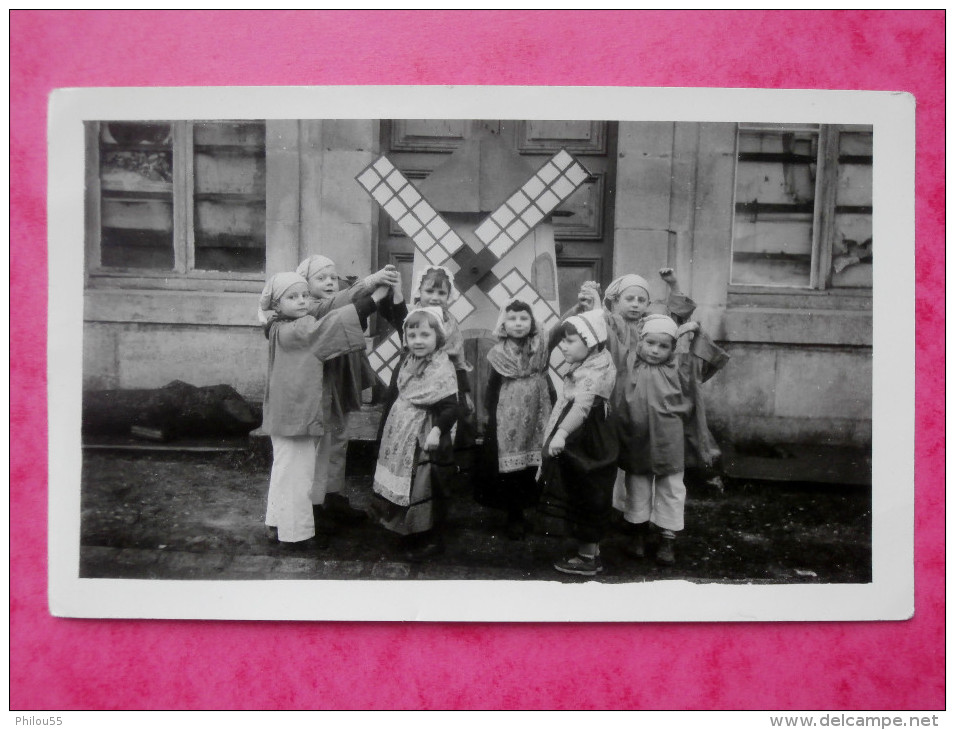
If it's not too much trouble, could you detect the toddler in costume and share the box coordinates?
[259,255,400,541]
[614,313,703,564]
[376,265,474,454]
[259,272,389,548]
[537,309,618,577]
[475,299,553,539]
[371,307,459,561]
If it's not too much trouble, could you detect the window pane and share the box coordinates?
[830,130,872,288]
[99,123,174,269]
[193,122,266,273]
[732,127,818,287]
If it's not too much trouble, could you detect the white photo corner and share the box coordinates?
[47,86,914,621]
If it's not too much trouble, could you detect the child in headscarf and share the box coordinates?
[537,309,618,577]
[577,270,728,507]
[259,271,390,549]
[259,255,402,540]
[376,265,475,463]
[475,299,554,539]
[370,307,459,561]
[614,314,703,565]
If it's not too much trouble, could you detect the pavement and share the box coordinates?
[79,434,873,584]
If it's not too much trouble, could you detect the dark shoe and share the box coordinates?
[280,535,328,551]
[623,522,649,559]
[312,504,339,536]
[553,553,603,576]
[323,493,368,525]
[505,513,526,541]
[656,538,676,565]
[403,540,445,563]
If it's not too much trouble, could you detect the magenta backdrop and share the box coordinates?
[11,10,943,710]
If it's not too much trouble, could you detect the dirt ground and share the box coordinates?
[79,447,871,583]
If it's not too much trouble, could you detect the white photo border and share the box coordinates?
[48,86,914,622]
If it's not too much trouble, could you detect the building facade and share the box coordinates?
[83,119,872,451]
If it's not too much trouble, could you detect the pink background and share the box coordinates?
[11,10,943,709]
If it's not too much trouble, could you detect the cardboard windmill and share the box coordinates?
[356,129,592,393]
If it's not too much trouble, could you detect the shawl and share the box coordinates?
[486,311,551,472]
[543,348,616,442]
[373,350,458,506]
[487,301,549,378]
[295,255,336,281]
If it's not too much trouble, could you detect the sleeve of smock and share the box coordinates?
[555,389,596,438]
[279,305,367,361]
[664,291,697,323]
[484,368,502,413]
[431,393,459,434]
[377,298,409,332]
[305,287,357,320]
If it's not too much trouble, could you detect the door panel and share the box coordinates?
[379,119,616,315]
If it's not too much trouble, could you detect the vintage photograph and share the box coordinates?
[48,87,912,621]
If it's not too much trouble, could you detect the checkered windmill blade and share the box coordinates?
[356,157,470,385]
[357,148,592,389]
[467,149,592,385]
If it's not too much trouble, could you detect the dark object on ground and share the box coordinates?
[83,380,261,441]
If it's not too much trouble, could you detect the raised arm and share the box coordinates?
[278,305,367,362]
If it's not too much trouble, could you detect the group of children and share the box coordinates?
[258,256,726,576]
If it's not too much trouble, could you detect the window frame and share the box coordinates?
[85,120,267,291]
[729,122,872,296]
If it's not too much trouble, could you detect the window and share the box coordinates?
[87,120,266,279]
[731,123,872,289]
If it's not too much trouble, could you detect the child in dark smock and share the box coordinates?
[259,272,388,549]
[371,307,459,561]
[537,309,618,577]
[615,314,701,565]
[475,299,553,539]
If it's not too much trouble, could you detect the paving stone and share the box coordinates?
[228,555,281,574]
[369,562,412,580]
[313,560,366,579]
[156,551,230,573]
[272,556,321,574]
[114,548,161,567]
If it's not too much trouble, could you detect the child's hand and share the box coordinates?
[548,431,567,457]
[366,265,400,291]
[659,268,678,286]
[464,393,474,413]
[424,426,442,451]
[391,269,404,304]
[371,285,390,303]
[677,321,700,341]
[576,281,600,311]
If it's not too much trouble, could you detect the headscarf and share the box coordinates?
[257,272,308,318]
[487,299,549,378]
[400,306,448,380]
[640,313,678,340]
[604,274,650,308]
[403,306,447,340]
[295,255,336,282]
[411,265,459,304]
[565,309,609,349]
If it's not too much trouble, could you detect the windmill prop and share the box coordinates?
[357,140,592,392]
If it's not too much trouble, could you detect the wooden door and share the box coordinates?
[378,119,617,314]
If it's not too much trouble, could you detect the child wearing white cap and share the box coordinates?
[370,307,460,561]
[537,308,619,577]
[258,271,390,549]
[614,313,702,564]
